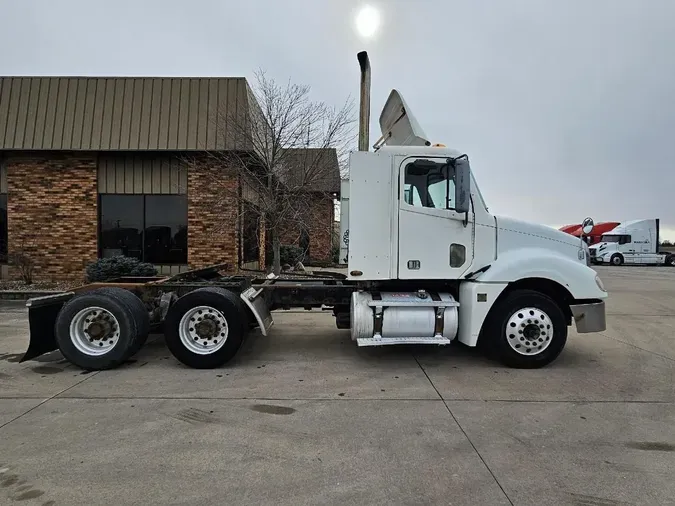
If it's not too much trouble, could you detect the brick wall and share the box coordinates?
[308,196,335,262]
[6,152,98,281]
[187,158,240,270]
[278,195,335,263]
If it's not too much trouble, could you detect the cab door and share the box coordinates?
[397,156,474,279]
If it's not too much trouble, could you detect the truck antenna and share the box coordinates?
[357,51,371,152]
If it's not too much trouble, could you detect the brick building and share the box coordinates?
[0,76,339,281]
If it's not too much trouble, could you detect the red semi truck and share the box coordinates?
[559,222,620,245]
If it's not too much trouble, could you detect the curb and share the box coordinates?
[0,291,61,301]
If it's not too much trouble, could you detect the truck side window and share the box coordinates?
[404,159,456,210]
[619,235,631,245]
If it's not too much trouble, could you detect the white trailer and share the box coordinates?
[589,219,675,266]
[21,51,607,371]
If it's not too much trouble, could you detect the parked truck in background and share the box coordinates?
[560,222,621,246]
[19,51,608,372]
[589,219,675,266]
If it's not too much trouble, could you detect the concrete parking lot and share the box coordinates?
[1,266,674,505]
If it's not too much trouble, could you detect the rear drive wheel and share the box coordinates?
[164,288,247,369]
[55,291,139,370]
[483,289,567,368]
[610,254,624,266]
[666,254,675,267]
[95,287,150,356]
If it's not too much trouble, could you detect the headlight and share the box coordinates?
[595,275,606,292]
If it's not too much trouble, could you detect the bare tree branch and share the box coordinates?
[185,70,356,274]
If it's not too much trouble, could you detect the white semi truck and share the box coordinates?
[589,219,675,266]
[20,52,607,371]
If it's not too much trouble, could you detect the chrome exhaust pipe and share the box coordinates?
[357,51,371,152]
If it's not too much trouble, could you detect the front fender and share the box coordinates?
[477,247,607,300]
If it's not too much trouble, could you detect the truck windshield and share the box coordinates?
[600,235,620,243]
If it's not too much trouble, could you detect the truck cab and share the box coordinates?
[589,219,675,266]
[343,88,608,367]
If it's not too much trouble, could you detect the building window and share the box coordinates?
[99,195,187,265]
[0,194,7,264]
[241,203,261,264]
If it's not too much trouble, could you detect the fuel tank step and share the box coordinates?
[357,336,451,347]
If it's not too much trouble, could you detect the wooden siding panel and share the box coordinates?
[94,154,195,195]
[151,158,161,194]
[124,155,134,194]
[98,156,108,193]
[160,159,170,194]
[0,161,7,194]
[134,155,144,194]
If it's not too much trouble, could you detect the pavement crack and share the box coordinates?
[412,355,515,506]
[0,371,101,432]
[599,332,675,363]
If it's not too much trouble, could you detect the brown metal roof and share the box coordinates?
[0,77,252,151]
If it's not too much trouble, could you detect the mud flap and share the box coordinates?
[20,292,74,362]
[240,287,274,336]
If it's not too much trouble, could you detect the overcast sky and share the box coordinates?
[1,0,674,238]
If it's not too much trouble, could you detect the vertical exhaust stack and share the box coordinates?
[357,51,371,152]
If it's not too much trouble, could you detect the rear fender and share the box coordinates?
[20,292,74,362]
[240,287,274,336]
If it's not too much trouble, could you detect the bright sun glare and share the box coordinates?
[355,5,380,39]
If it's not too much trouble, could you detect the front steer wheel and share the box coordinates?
[54,290,142,370]
[482,289,568,369]
[163,287,248,369]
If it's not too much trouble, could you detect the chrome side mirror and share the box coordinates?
[581,217,594,236]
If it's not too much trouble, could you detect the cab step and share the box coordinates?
[357,336,451,347]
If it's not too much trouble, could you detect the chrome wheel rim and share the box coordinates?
[179,305,229,355]
[69,306,121,356]
[505,307,553,356]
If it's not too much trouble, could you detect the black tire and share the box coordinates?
[55,291,139,370]
[666,254,675,267]
[610,254,624,266]
[95,287,151,356]
[482,289,568,369]
[164,287,247,369]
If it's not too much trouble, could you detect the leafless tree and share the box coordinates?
[188,69,356,275]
